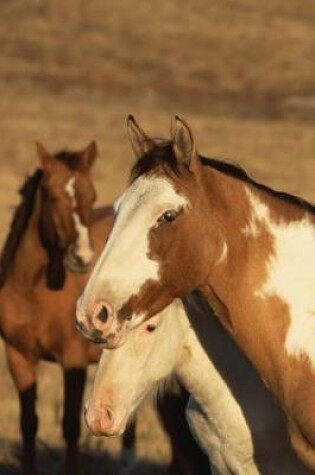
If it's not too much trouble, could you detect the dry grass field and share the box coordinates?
[0,0,314,473]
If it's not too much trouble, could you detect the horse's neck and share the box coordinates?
[175,300,310,473]
[198,169,257,337]
[10,190,47,291]
[174,301,259,435]
[199,166,315,412]
[175,305,260,470]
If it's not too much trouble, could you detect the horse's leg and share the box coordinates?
[120,419,137,475]
[62,367,87,475]
[5,344,38,475]
[157,379,211,475]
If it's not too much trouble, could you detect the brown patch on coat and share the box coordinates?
[118,278,174,324]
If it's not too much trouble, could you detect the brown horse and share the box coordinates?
[0,142,208,475]
[77,116,315,469]
[0,141,112,475]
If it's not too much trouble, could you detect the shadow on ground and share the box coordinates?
[0,439,167,475]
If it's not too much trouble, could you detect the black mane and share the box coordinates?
[200,156,315,215]
[0,169,43,288]
[0,148,86,289]
[130,141,315,215]
[131,141,180,181]
[54,150,83,170]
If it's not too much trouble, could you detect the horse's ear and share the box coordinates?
[127,115,156,159]
[35,141,59,175]
[81,141,98,170]
[171,116,198,170]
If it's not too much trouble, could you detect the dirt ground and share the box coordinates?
[0,1,314,474]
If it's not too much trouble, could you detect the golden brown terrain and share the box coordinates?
[0,0,314,473]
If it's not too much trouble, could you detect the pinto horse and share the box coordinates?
[84,293,311,474]
[0,142,208,475]
[77,116,315,469]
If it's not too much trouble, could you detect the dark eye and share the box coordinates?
[157,209,178,224]
[146,323,157,333]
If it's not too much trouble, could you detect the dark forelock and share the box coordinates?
[130,141,181,182]
[54,150,83,170]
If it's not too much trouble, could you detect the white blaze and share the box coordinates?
[81,175,189,316]
[64,176,94,264]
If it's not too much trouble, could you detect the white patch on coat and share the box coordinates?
[80,175,189,316]
[246,190,315,369]
[242,189,269,237]
[64,176,93,264]
[242,219,259,238]
[216,241,228,265]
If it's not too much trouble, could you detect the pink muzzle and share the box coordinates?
[76,298,128,348]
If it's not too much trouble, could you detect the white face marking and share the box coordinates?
[65,176,76,203]
[247,191,315,369]
[64,176,94,264]
[81,175,189,316]
[72,212,94,264]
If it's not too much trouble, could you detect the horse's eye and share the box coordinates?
[146,324,157,333]
[157,209,178,224]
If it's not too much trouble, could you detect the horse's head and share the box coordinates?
[77,117,215,346]
[84,300,185,437]
[36,141,98,288]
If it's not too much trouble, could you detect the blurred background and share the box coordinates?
[0,0,314,473]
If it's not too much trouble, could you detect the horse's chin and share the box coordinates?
[101,330,128,349]
[85,403,129,438]
[64,250,90,274]
[99,425,126,438]
[89,425,126,438]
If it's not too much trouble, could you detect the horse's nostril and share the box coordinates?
[97,305,109,323]
[90,300,114,335]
